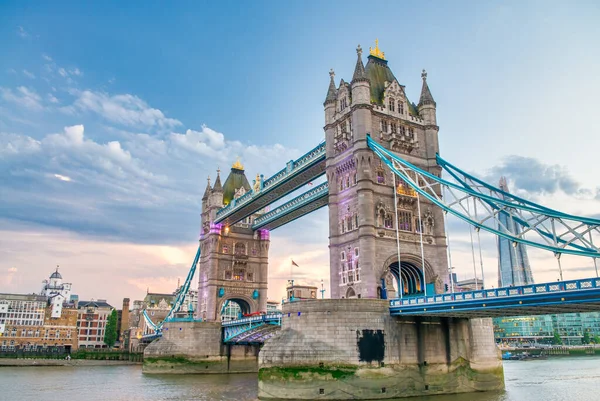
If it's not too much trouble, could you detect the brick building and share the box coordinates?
[76,300,113,348]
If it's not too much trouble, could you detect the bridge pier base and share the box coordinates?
[258,299,504,400]
[142,321,259,374]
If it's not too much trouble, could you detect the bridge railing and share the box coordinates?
[252,182,328,227]
[221,312,282,327]
[215,142,326,221]
[389,277,600,308]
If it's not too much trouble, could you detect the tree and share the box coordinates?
[104,309,118,348]
[582,331,591,345]
[552,330,563,345]
[592,335,600,344]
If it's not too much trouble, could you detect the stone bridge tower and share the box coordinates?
[196,161,270,321]
[324,41,449,299]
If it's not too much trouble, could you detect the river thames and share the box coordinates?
[1,356,599,400]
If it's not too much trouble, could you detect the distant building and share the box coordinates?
[492,178,600,345]
[117,298,130,349]
[0,293,78,352]
[497,177,534,287]
[286,283,318,301]
[41,268,72,318]
[76,300,114,348]
[267,300,280,313]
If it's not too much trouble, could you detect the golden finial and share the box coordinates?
[232,157,244,170]
[369,38,386,60]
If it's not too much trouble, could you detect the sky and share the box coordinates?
[1,1,600,307]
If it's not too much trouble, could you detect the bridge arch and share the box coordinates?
[381,254,436,298]
[217,295,255,321]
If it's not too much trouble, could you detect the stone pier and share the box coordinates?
[143,321,259,374]
[258,299,504,400]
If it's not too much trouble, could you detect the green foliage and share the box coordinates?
[103,309,118,348]
[552,331,563,345]
[593,335,600,344]
[582,331,591,344]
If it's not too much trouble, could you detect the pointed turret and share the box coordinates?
[418,69,436,107]
[324,69,337,105]
[418,69,437,127]
[213,169,223,192]
[351,45,371,108]
[202,176,212,200]
[351,45,367,83]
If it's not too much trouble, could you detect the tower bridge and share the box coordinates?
[143,40,600,400]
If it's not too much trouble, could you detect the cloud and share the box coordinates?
[17,26,29,38]
[42,54,52,62]
[0,86,43,111]
[487,155,596,199]
[0,122,295,244]
[47,93,59,103]
[22,70,35,79]
[66,90,182,130]
[54,174,72,182]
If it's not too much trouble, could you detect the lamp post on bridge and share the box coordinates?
[320,279,326,299]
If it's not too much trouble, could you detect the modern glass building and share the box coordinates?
[493,177,600,345]
[497,177,534,287]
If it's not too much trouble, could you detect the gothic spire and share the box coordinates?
[213,168,223,192]
[352,45,368,83]
[202,176,211,200]
[418,69,436,107]
[324,69,337,105]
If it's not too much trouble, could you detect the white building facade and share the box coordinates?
[41,268,72,318]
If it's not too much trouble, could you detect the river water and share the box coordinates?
[1,357,599,401]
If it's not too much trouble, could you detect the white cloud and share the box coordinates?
[17,26,29,38]
[47,93,59,103]
[68,90,182,130]
[22,70,35,79]
[53,174,72,182]
[42,54,52,62]
[0,86,43,111]
[0,133,41,155]
[7,68,17,75]
[58,67,67,77]
[70,68,83,76]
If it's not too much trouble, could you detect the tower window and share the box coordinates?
[384,213,393,229]
[355,213,359,228]
[389,98,395,112]
[377,170,385,184]
[398,101,404,114]
[398,210,413,232]
[353,173,357,185]
[346,176,350,188]
[391,122,397,134]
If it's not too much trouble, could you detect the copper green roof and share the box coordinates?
[365,55,396,105]
[222,167,251,206]
[365,55,419,117]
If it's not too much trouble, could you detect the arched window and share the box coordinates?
[341,251,346,261]
[346,176,350,188]
[398,210,413,231]
[384,213,393,229]
[377,169,385,184]
[388,98,395,112]
[339,179,344,191]
[354,213,359,228]
[347,216,353,231]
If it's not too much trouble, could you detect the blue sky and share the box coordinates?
[1,1,600,306]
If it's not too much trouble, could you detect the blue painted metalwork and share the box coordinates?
[252,182,329,230]
[367,136,600,258]
[389,277,600,317]
[222,313,282,343]
[164,316,203,323]
[215,142,326,225]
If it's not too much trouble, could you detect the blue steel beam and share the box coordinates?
[390,277,600,318]
[252,182,329,231]
[367,136,600,258]
[215,142,326,227]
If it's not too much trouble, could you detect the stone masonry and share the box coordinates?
[259,299,504,400]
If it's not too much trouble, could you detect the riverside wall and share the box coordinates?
[142,321,259,374]
[258,299,504,400]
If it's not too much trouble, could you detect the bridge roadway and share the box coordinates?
[215,142,326,228]
[389,277,600,318]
